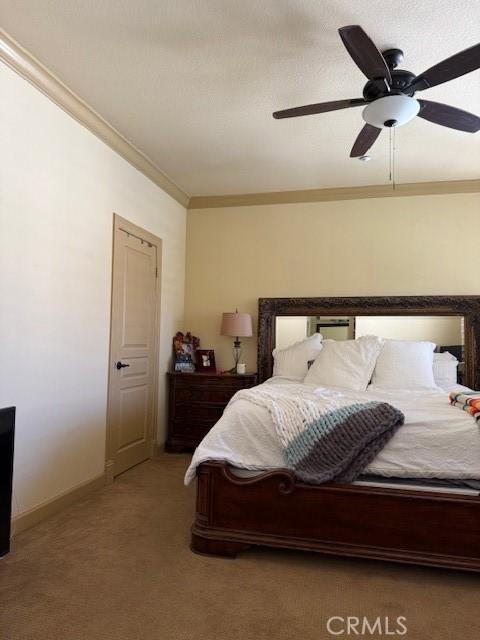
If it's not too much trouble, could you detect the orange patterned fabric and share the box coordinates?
[449,392,480,423]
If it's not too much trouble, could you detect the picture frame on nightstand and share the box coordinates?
[195,349,216,372]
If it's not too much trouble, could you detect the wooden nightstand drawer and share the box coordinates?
[174,384,241,405]
[173,401,225,422]
[166,372,256,452]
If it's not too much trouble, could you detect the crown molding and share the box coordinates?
[0,29,189,208]
[188,179,480,209]
[2,29,478,212]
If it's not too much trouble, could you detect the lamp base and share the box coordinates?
[231,338,242,373]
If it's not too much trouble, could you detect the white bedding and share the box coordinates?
[185,377,480,484]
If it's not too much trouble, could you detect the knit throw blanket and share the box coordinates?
[449,391,480,423]
[229,384,405,484]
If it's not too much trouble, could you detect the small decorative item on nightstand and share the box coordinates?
[166,371,257,452]
[173,331,200,372]
[195,349,216,372]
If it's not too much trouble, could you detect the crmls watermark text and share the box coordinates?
[326,616,407,636]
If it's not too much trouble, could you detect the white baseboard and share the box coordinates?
[12,473,106,536]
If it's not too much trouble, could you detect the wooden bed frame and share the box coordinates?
[191,296,480,571]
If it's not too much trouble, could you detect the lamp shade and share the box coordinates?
[220,312,253,337]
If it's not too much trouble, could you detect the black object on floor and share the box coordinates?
[0,406,15,557]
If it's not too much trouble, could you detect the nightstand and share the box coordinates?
[166,372,257,452]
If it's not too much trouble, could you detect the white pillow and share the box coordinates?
[433,351,459,389]
[372,339,436,389]
[272,333,323,380]
[304,335,383,391]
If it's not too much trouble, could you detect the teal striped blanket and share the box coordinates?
[230,384,405,484]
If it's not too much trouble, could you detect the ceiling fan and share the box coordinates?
[272,26,480,157]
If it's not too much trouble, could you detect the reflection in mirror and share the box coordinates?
[275,316,354,349]
[354,316,463,347]
[275,315,464,378]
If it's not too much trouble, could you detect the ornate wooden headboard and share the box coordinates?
[257,296,480,388]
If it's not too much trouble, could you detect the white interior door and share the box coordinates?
[107,216,160,477]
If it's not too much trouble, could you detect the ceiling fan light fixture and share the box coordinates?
[362,95,420,128]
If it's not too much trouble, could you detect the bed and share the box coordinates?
[189,296,480,571]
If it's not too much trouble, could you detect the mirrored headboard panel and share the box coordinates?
[257,297,480,387]
[276,315,463,348]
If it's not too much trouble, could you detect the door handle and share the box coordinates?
[116,361,130,370]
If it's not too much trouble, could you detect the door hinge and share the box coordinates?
[155,266,158,278]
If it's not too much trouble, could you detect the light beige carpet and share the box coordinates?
[1,453,479,640]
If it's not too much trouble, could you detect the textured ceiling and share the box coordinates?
[1,0,479,196]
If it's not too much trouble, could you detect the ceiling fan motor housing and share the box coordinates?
[363,69,417,101]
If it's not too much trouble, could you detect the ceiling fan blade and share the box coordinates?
[338,25,392,85]
[272,98,366,119]
[417,100,480,133]
[350,124,382,157]
[409,43,480,92]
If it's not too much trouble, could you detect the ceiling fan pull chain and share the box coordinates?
[388,127,392,184]
[393,127,396,191]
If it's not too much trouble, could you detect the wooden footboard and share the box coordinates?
[191,462,480,571]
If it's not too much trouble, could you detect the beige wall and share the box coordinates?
[0,63,186,518]
[185,193,480,371]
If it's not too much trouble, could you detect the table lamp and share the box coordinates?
[220,310,253,373]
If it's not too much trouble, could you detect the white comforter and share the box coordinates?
[185,377,480,484]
